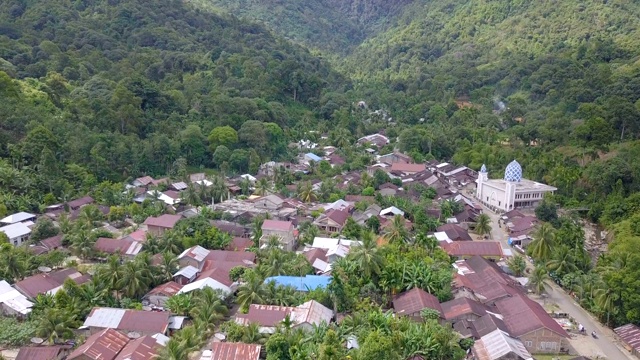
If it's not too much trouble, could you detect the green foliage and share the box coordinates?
[0,317,37,347]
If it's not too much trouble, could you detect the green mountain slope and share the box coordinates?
[194,0,415,53]
[344,0,640,109]
[0,0,347,179]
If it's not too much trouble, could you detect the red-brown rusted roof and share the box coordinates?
[393,288,443,317]
[209,342,261,360]
[68,328,129,360]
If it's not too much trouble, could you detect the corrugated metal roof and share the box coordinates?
[0,222,31,239]
[178,245,210,262]
[68,328,129,360]
[293,300,333,325]
[114,335,161,360]
[615,324,640,353]
[0,212,36,224]
[16,346,64,360]
[393,288,443,317]
[173,266,199,279]
[261,219,293,231]
[208,342,261,360]
[472,329,533,360]
[84,308,126,329]
[178,278,231,295]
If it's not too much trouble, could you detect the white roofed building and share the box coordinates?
[0,212,36,225]
[0,280,32,317]
[0,221,33,246]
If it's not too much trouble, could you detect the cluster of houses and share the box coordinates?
[0,137,571,359]
[392,255,570,359]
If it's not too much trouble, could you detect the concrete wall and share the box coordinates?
[520,328,568,354]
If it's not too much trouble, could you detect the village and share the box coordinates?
[0,131,637,360]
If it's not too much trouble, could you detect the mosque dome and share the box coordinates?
[480,164,487,173]
[504,160,522,182]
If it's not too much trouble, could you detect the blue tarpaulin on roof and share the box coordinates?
[264,275,331,292]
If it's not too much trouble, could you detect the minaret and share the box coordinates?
[476,164,487,199]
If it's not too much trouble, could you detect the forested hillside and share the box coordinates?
[0,0,349,208]
[196,0,414,53]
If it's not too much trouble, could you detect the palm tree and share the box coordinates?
[595,285,619,326]
[36,308,78,343]
[528,222,556,262]
[160,230,183,254]
[191,287,228,334]
[77,205,103,227]
[242,323,267,344]
[254,178,271,196]
[68,229,95,260]
[0,244,27,282]
[507,255,527,277]
[117,259,153,299]
[165,293,193,316]
[349,231,384,279]
[236,274,266,312]
[529,264,550,295]
[155,252,179,282]
[383,215,409,244]
[474,213,492,238]
[96,255,123,297]
[183,183,200,206]
[297,181,318,203]
[546,245,577,276]
[158,338,189,360]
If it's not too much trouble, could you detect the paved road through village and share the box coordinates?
[482,207,634,360]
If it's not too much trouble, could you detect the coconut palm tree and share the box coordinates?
[529,264,550,295]
[474,213,492,238]
[236,273,266,312]
[0,243,27,282]
[383,215,409,244]
[96,255,123,297]
[158,338,189,360]
[165,293,193,316]
[297,181,318,203]
[117,259,153,299]
[507,255,527,277]
[349,231,383,279]
[36,308,78,343]
[155,252,179,282]
[546,245,577,276]
[241,323,268,344]
[595,285,619,326]
[191,287,228,334]
[528,222,556,262]
[68,229,95,260]
[254,178,271,196]
[183,183,200,206]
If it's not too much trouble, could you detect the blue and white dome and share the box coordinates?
[504,160,522,182]
[480,164,487,173]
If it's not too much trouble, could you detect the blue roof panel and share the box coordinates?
[264,275,331,292]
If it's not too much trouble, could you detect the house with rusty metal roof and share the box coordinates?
[451,257,522,305]
[68,328,130,360]
[83,308,171,336]
[94,237,143,258]
[393,288,443,321]
[143,214,182,236]
[202,342,261,360]
[143,281,183,308]
[615,324,640,358]
[260,219,296,251]
[440,241,504,261]
[441,297,492,323]
[495,293,569,353]
[235,300,332,333]
[436,223,473,241]
[16,345,70,360]
[14,268,90,299]
[114,335,163,360]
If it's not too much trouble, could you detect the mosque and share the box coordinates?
[475,160,556,212]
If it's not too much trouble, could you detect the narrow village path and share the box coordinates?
[481,206,634,360]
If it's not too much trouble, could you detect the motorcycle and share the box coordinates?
[591,331,598,339]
